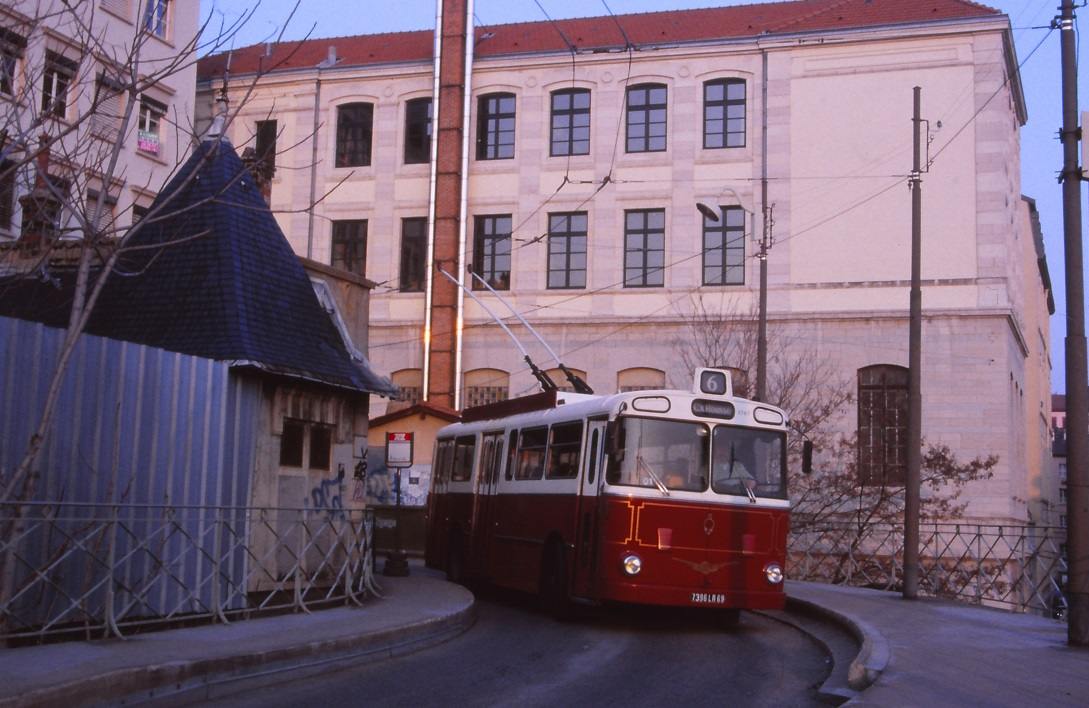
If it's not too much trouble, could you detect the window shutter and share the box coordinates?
[92,80,123,137]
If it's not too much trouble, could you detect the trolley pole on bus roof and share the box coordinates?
[1058,0,1089,646]
[904,86,923,601]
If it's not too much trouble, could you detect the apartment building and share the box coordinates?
[0,0,198,247]
[197,0,1052,524]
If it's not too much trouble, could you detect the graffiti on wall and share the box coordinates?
[364,445,430,506]
[308,474,345,521]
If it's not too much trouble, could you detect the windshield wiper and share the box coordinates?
[636,455,670,497]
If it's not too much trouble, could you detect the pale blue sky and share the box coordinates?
[199,1,1084,393]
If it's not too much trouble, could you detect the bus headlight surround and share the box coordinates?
[764,562,784,585]
[622,554,643,576]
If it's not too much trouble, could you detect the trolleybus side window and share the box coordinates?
[506,430,518,480]
[434,439,454,483]
[515,426,548,480]
[451,435,476,482]
[546,421,583,479]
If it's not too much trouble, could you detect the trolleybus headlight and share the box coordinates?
[622,554,643,576]
[764,562,784,584]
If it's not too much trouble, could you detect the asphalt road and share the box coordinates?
[210,588,830,707]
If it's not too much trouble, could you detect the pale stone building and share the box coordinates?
[197,0,1053,525]
[0,0,198,244]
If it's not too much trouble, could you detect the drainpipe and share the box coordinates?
[453,0,475,410]
[306,46,336,259]
[422,0,444,401]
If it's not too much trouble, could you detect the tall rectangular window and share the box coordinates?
[404,97,432,164]
[144,0,170,38]
[0,160,15,230]
[550,88,590,157]
[626,83,667,153]
[335,102,373,167]
[399,217,427,292]
[0,29,26,97]
[702,205,745,285]
[703,79,746,149]
[547,211,587,289]
[624,209,665,287]
[472,214,512,290]
[42,51,78,119]
[858,365,909,486]
[476,93,515,160]
[255,119,277,172]
[137,96,166,155]
[331,219,367,276]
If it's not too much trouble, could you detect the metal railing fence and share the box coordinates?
[0,502,377,642]
[788,520,1068,616]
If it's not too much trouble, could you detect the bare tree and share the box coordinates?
[673,292,853,446]
[0,0,309,504]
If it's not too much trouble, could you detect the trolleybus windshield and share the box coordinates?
[711,425,787,499]
[605,416,786,499]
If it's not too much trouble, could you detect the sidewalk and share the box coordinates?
[0,569,474,707]
[1,572,1086,706]
[788,581,1089,707]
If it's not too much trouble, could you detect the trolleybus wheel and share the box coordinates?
[540,540,571,620]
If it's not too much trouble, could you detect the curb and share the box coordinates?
[785,596,890,692]
[2,600,476,707]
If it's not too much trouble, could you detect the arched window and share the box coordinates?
[550,88,590,156]
[476,92,516,160]
[463,368,510,409]
[543,367,588,393]
[335,102,373,167]
[703,78,746,149]
[858,365,909,486]
[386,369,423,413]
[626,83,667,153]
[617,367,666,393]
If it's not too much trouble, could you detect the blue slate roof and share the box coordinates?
[1,137,395,397]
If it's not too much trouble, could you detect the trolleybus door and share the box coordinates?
[572,418,607,597]
[470,432,504,579]
[425,439,453,569]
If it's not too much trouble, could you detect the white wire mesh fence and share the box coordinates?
[0,502,378,642]
[788,520,1068,616]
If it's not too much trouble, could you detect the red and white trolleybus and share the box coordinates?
[425,368,801,616]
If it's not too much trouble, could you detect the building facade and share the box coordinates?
[197,0,1053,525]
[0,0,198,247]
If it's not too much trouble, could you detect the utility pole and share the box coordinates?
[1058,0,1088,647]
[756,202,771,403]
[904,86,923,600]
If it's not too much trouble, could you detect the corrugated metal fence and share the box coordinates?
[0,316,259,508]
[0,316,274,638]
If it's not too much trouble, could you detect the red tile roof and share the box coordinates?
[198,0,1002,79]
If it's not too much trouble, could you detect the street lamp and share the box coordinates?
[696,195,771,402]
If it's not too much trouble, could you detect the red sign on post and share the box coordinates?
[385,432,414,469]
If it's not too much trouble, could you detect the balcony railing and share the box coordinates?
[789,520,1068,616]
[0,502,377,642]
